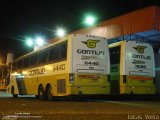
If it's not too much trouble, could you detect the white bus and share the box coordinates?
[7,34,110,100]
[109,41,156,95]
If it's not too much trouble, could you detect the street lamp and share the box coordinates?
[25,36,46,51]
[26,38,33,47]
[35,36,44,47]
[84,14,97,26]
[56,28,66,37]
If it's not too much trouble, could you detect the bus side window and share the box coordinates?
[54,46,61,61]
[49,46,60,62]
[109,46,120,65]
[17,60,23,69]
[24,57,30,68]
[38,51,48,64]
[30,54,38,66]
[48,41,67,62]
[12,62,19,71]
[61,42,67,59]
[49,47,55,62]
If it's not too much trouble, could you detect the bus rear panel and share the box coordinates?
[70,34,110,95]
[109,41,155,95]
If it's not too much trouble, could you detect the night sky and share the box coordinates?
[0,0,159,57]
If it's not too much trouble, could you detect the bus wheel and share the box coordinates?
[35,95,39,99]
[46,85,53,101]
[38,85,45,100]
[11,86,18,98]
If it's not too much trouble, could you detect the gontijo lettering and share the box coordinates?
[77,49,105,55]
[132,54,151,60]
[29,68,45,76]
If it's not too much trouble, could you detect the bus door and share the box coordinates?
[109,46,120,95]
[15,74,27,95]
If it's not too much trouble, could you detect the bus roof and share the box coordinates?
[14,35,68,62]
[109,40,152,48]
[109,41,126,48]
[14,34,107,62]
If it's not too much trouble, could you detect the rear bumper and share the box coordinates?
[120,86,156,94]
[70,86,110,95]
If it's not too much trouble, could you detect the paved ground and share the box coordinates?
[0,92,160,120]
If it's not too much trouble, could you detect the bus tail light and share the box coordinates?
[77,75,99,79]
[123,75,127,84]
[69,73,74,83]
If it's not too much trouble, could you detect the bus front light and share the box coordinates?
[69,73,74,83]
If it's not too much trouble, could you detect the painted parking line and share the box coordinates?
[0,91,35,98]
[89,99,160,110]
[0,91,12,97]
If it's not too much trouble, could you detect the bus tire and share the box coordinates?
[46,84,53,101]
[11,86,18,98]
[38,85,45,100]
[35,95,39,99]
